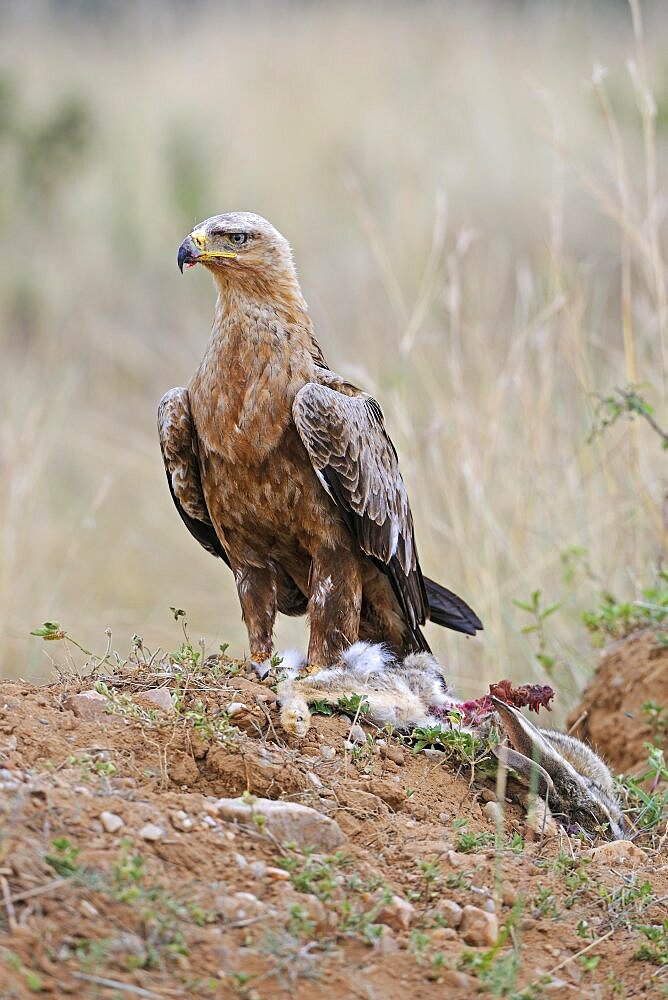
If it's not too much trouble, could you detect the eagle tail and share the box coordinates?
[424,576,483,637]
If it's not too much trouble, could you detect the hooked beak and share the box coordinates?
[177,236,200,273]
[177,231,239,273]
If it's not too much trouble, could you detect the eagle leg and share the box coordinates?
[234,564,277,666]
[306,547,362,673]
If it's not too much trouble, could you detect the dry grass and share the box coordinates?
[1,1,667,715]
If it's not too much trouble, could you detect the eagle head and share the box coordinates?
[177,211,295,283]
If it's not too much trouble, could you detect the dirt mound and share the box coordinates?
[567,630,668,773]
[0,655,665,999]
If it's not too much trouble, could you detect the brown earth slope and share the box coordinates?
[0,650,665,999]
[567,631,668,773]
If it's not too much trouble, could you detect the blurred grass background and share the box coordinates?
[1,0,666,715]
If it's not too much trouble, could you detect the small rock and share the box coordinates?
[440,971,476,990]
[482,897,496,913]
[138,823,165,842]
[141,687,174,713]
[589,840,646,866]
[431,926,458,943]
[459,905,498,947]
[367,778,406,810]
[373,924,398,953]
[432,898,463,928]
[446,850,467,867]
[306,771,323,788]
[320,745,336,760]
[216,891,265,922]
[265,866,290,881]
[254,689,278,704]
[484,801,503,824]
[100,811,124,834]
[64,690,108,720]
[226,702,247,717]
[79,900,99,918]
[214,796,345,851]
[233,852,248,869]
[249,860,267,878]
[381,743,404,765]
[349,723,366,744]
[502,884,518,907]
[480,788,497,803]
[525,799,559,838]
[170,810,194,832]
[376,895,415,932]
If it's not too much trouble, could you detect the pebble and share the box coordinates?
[214,796,345,851]
[483,801,504,824]
[265,866,290,881]
[320,745,336,760]
[201,815,217,828]
[375,895,415,932]
[433,898,463,928]
[440,971,476,990]
[459,905,498,947]
[381,744,404,765]
[431,926,458,943]
[64,690,108,720]
[482,897,496,913]
[589,840,646,866]
[249,860,267,878]
[100,811,124,834]
[141,687,174,713]
[170,810,194,832]
[138,823,165,842]
[216,891,266,922]
[502,884,518,907]
[79,900,99,918]
[233,852,248,869]
[306,771,323,788]
[372,924,398,954]
[226,702,247,717]
[480,788,497,803]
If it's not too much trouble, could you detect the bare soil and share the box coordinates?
[567,631,668,773]
[0,641,665,999]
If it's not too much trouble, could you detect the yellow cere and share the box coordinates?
[198,251,238,261]
[189,230,237,261]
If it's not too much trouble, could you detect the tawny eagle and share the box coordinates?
[159,212,481,672]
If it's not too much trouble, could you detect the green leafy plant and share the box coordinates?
[583,574,668,643]
[513,589,562,675]
[45,836,81,877]
[589,384,668,450]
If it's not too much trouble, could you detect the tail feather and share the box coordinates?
[424,576,483,636]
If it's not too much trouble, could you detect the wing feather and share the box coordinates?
[158,387,229,562]
[158,387,308,617]
[293,382,429,639]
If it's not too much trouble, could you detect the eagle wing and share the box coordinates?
[293,382,430,643]
[158,387,229,562]
[158,387,308,617]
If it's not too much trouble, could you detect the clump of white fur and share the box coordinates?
[277,643,455,737]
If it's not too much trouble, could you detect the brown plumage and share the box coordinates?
[159,212,481,671]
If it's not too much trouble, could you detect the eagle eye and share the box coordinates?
[226,232,248,246]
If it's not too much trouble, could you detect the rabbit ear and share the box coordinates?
[492,743,555,800]
[491,697,579,786]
